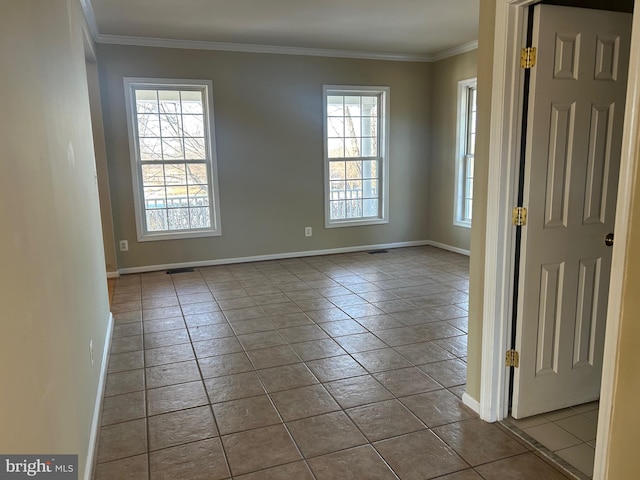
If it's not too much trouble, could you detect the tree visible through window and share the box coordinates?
[324,86,389,227]
[124,79,222,241]
[455,79,477,227]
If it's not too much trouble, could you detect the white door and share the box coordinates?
[512,4,631,419]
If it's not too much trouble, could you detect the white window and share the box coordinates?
[124,78,222,241]
[454,78,477,228]
[323,86,390,227]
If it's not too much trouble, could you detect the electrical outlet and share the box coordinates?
[119,240,129,251]
[305,227,312,237]
[89,340,94,367]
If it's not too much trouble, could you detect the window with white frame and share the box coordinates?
[324,86,389,227]
[454,78,477,227]
[124,78,222,241]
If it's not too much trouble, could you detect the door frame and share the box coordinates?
[479,0,639,478]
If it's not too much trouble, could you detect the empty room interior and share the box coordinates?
[2,0,640,479]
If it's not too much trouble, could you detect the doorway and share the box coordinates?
[478,0,638,479]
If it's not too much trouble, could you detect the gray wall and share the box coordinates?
[0,1,111,477]
[428,50,478,251]
[97,45,433,269]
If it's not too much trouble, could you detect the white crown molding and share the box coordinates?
[430,40,479,62]
[95,33,435,62]
[79,0,100,40]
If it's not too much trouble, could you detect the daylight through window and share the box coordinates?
[124,79,221,241]
[324,86,389,227]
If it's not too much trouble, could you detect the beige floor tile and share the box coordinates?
[94,454,148,480]
[374,366,443,397]
[308,445,398,480]
[180,301,220,315]
[183,311,227,327]
[555,414,598,442]
[205,371,266,403]
[198,352,254,378]
[289,338,347,361]
[237,331,287,350]
[347,399,426,441]
[354,314,404,331]
[101,391,146,426]
[434,335,468,357]
[97,418,147,463]
[112,322,143,339]
[146,381,208,416]
[246,345,302,369]
[356,342,418,372]
[188,322,235,342]
[222,424,302,476]
[287,411,367,458]
[508,414,550,430]
[474,453,570,479]
[278,324,329,343]
[212,395,281,435]
[523,422,582,451]
[143,316,185,334]
[432,470,483,480]
[395,341,455,365]
[306,355,368,382]
[306,308,350,323]
[108,350,144,373]
[110,334,143,354]
[543,407,578,422]
[401,389,476,427]
[145,360,200,389]
[374,430,468,480]
[148,405,218,451]
[149,437,229,480]
[433,418,528,466]
[234,461,314,480]
[270,384,340,421]
[374,327,424,347]
[143,328,190,349]
[230,317,277,335]
[144,343,195,367]
[418,359,467,388]
[332,332,392,354]
[105,369,145,397]
[324,375,394,409]
[556,443,595,477]
[257,363,319,392]
[192,336,243,358]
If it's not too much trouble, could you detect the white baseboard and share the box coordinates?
[117,240,432,275]
[106,271,120,279]
[426,240,470,256]
[84,312,113,480]
[462,392,481,414]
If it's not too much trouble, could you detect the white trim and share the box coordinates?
[426,240,470,257]
[462,392,481,414]
[117,240,431,274]
[106,271,120,279]
[93,33,479,63]
[454,77,477,228]
[84,312,113,480]
[594,6,640,478]
[431,40,479,62]
[480,0,536,423]
[123,77,223,242]
[79,0,100,41]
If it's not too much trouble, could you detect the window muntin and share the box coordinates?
[455,79,477,227]
[124,79,221,241]
[324,86,389,227]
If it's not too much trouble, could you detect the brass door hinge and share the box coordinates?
[521,47,537,69]
[506,349,520,368]
[512,207,527,226]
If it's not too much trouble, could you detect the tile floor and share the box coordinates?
[95,246,572,479]
[504,402,599,479]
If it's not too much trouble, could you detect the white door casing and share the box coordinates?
[511,4,632,419]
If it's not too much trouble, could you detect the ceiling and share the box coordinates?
[83,0,480,61]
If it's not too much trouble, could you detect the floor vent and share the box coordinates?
[368,249,389,254]
[166,267,195,274]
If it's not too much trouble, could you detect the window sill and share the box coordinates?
[137,229,222,242]
[325,218,389,228]
[453,220,472,229]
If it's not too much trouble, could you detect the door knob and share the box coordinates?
[605,233,614,247]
